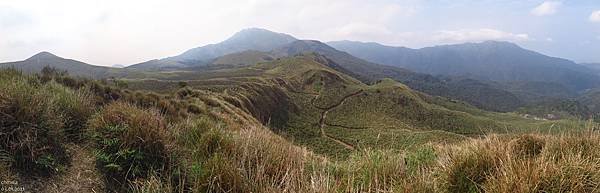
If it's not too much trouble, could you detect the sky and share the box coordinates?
[0,0,599,66]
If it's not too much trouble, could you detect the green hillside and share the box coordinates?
[211,50,275,66]
[1,58,598,192]
[122,53,592,158]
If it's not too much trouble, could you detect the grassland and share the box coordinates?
[120,53,596,158]
[1,53,599,192]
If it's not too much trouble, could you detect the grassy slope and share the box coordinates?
[3,68,600,193]
[121,53,593,158]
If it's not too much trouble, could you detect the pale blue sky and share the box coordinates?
[0,0,599,66]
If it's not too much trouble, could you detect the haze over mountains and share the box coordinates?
[128,28,297,70]
[0,51,125,79]
[2,28,599,114]
[328,40,600,92]
[4,27,600,192]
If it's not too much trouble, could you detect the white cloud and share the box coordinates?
[432,28,530,43]
[531,1,561,16]
[0,0,421,66]
[326,23,393,40]
[590,10,600,22]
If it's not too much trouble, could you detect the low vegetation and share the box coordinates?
[2,62,600,193]
[88,102,172,190]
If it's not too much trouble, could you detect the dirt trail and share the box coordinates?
[23,144,106,193]
[316,90,363,150]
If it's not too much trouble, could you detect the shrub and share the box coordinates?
[89,102,171,185]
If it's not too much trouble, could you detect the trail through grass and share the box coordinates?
[314,81,363,150]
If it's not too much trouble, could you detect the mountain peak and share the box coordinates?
[165,28,298,65]
[290,40,338,48]
[460,40,522,50]
[480,40,519,47]
[331,40,385,47]
[26,51,60,61]
[226,28,297,43]
[235,27,275,34]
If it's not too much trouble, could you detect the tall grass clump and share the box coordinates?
[174,119,317,193]
[441,136,506,193]
[336,149,406,192]
[47,82,95,141]
[0,70,68,173]
[88,102,172,189]
[206,128,295,192]
[436,133,600,193]
[481,134,600,193]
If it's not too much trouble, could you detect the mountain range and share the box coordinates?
[5,27,600,192]
[2,28,599,113]
[128,28,296,70]
[328,40,600,91]
[0,52,126,79]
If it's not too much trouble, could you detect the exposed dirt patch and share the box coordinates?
[21,144,105,193]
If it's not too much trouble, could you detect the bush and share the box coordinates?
[89,102,171,185]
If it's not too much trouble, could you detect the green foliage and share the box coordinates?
[177,81,188,88]
[47,82,95,141]
[111,77,129,89]
[89,102,171,185]
[0,70,70,174]
[342,150,406,192]
[518,98,591,120]
[405,145,437,173]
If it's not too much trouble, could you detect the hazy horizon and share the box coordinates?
[1,0,599,66]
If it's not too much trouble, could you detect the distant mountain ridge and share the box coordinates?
[4,28,592,112]
[328,40,600,91]
[269,40,523,111]
[128,28,297,70]
[581,63,600,73]
[0,52,124,79]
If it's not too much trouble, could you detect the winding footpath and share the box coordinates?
[316,89,363,150]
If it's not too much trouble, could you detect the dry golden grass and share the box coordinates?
[4,69,600,193]
[146,98,600,193]
[435,133,600,193]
